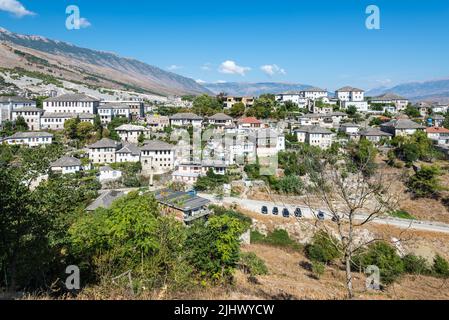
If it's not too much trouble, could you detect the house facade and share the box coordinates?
[11,107,44,131]
[43,94,100,114]
[88,138,121,164]
[3,131,53,147]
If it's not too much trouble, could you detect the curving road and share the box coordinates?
[199,194,449,234]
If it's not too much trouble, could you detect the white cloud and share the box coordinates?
[196,79,206,84]
[0,0,35,17]
[260,64,286,76]
[218,60,251,76]
[215,80,227,84]
[78,17,91,28]
[167,65,183,71]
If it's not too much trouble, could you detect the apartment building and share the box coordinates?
[223,96,255,109]
[294,126,335,149]
[140,140,175,175]
[88,138,121,164]
[11,107,44,131]
[43,94,100,114]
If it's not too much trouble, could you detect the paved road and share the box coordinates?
[200,194,449,234]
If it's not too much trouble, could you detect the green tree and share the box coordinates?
[404,105,421,118]
[15,116,28,132]
[192,94,222,116]
[228,102,245,118]
[407,165,443,198]
[352,242,405,285]
[77,122,95,141]
[64,117,81,140]
[306,231,342,265]
[185,215,246,283]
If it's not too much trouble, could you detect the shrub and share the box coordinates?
[352,242,404,285]
[239,252,268,276]
[402,254,429,275]
[306,231,342,264]
[250,229,302,251]
[311,261,325,279]
[389,210,415,220]
[432,255,449,278]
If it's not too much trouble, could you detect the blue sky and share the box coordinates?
[1,0,448,90]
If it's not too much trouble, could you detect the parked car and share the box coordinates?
[272,207,279,215]
[261,206,268,215]
[294,208,303,218]
[282,208,290,218]
[317,211,325,221]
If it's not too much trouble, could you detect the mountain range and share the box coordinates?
[203,82,316,96]
[0,27,210,96]
[366,79,449,103]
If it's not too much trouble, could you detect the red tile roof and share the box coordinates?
[426,127,449,134]
[238,117,262,124]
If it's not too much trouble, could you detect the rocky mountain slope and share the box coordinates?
[0,27,210,96]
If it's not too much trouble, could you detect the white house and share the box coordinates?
[256,129,285,157]
[50,156,82,175]
[370,93,409,112]
[294,126,335,149]
[430,103,448,115]
[380,119,426,137]
[88,138,120,164]
[98,166,123,183]
[339,123,360,135]
[275,92,309,108]
[300,88,328,100]
[97,104,131,125]
[336,86,368,112]
[146,115,170,131]
[116,143,141,163]
[426,127,449,145]
[43,94,100,114]
[0,96,36,123]
[298,112,347,128]
[207,113,234,129]
[237,117,263,130]
[3,131,53,147]
[115,124,149,144]
[359,128,393,143]
[11,107,44,131]
[140,140,175,175]
[169,113,203,128]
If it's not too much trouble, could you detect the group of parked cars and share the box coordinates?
[261,206,326,220]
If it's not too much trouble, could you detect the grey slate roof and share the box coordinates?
[86,190,125,211]
[336,86,365,92]
[169,113,203,120]
[50,156,82,167]
[209,113,233,121]
[11,107,43,113]
[340,122,360,127]
[302,87,327,92]
[7,131,53,139]
[294,126,333,134]
[359,128,393,137]
[141,140,174,151]
[99,103,130,109]
[154,189,210,212]
[380,119,425,130]
[88,138,119,149]
[0,96,34,103]
[45,93,99,102]
[117,143,141,156]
